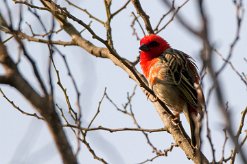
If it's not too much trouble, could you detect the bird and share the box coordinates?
[139,34,205,148]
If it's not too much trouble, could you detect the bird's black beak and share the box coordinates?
[139,44,150,52]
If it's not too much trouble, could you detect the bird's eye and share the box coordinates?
[148,41,159,47]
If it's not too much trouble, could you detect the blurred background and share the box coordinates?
[0,0,246,163]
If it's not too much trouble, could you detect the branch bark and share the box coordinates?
[0,37,77,164]
[0,0,211,163]
[131,0,154,34]
[39,1,209,163]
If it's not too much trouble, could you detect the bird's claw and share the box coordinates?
[171,113,180,125]
[150,96,158,102]
[145,90,158,102]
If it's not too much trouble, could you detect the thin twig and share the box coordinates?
[156,0,189,34]
[214,49,247,87]
[64,125,167,133]
[131,12,145,38]
[230,107,247,163]
[216,0,244,76]
[64,0,104,25]
[111,0,131,18]
[139,143,178,164]
[161,0,199,36]
[7,30,76,46]
[50,53,77,120]
[0,88,44,120]
[219,129,228,164]
[86,88,107,133]
[154,0,175,33]
[14,0,49,11]
[131,0,154,34]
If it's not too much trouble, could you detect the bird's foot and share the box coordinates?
[171,113,180,125]
[145,90,158,102]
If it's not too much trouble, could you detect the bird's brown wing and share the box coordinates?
[160,48,203,110]
[161,48,205,147]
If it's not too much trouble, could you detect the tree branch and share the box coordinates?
[37,1,209,163]
[131,0,153,34]
[65,125,167,133]
[162,0,200,36]
[0,36,77,164]
[0,88,44,120]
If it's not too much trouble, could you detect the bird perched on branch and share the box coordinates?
[139,34,205,148]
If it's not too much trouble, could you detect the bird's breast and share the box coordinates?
[147,60,186,114]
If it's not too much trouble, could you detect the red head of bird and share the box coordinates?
[139,34,170,60]
[139,34,170,77]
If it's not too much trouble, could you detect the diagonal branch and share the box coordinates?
[0,88,44,120]
[131,0,154,34]
[156,0,189,34]
[0,75,11,84]
[162,0,200,36]
[65,124,167,133]
[39,1,209,163]
[11,30,76,46]
[111,0,131,18]
[0,35,77,164]
[64,0,104,25]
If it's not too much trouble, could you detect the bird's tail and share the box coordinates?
[183,107,202,148]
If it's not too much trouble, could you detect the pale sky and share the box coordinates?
[0,0,246,164]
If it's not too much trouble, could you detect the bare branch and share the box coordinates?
[195,0,246,162]
[216,0,244,76]
[80,137,107,164]
[231,107,247,163]
[139,143,178,164]
[26,21,62,37]
[0,88,44,120]
[64,0,104,25]
[131,12,145,37]
[111,0,131,18]
[154,0,175,33]
[50,53,77,120]
[14,0,48,11]
[86,88,107,132]
[236,107,247,138]
[104,0,114,47]
[37,1,209,163]
[2,29,76,46]
[0,75,11,84]
[214,49,247,87]
[162,0,199,36]
[240,133,247,148]
[0,34,77,164]
[219,129,228,164]
[131,0,153,34]
[65,125,167,133]
[156,0,189,34]
[3,0,13,30]
[205,104,216,163]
